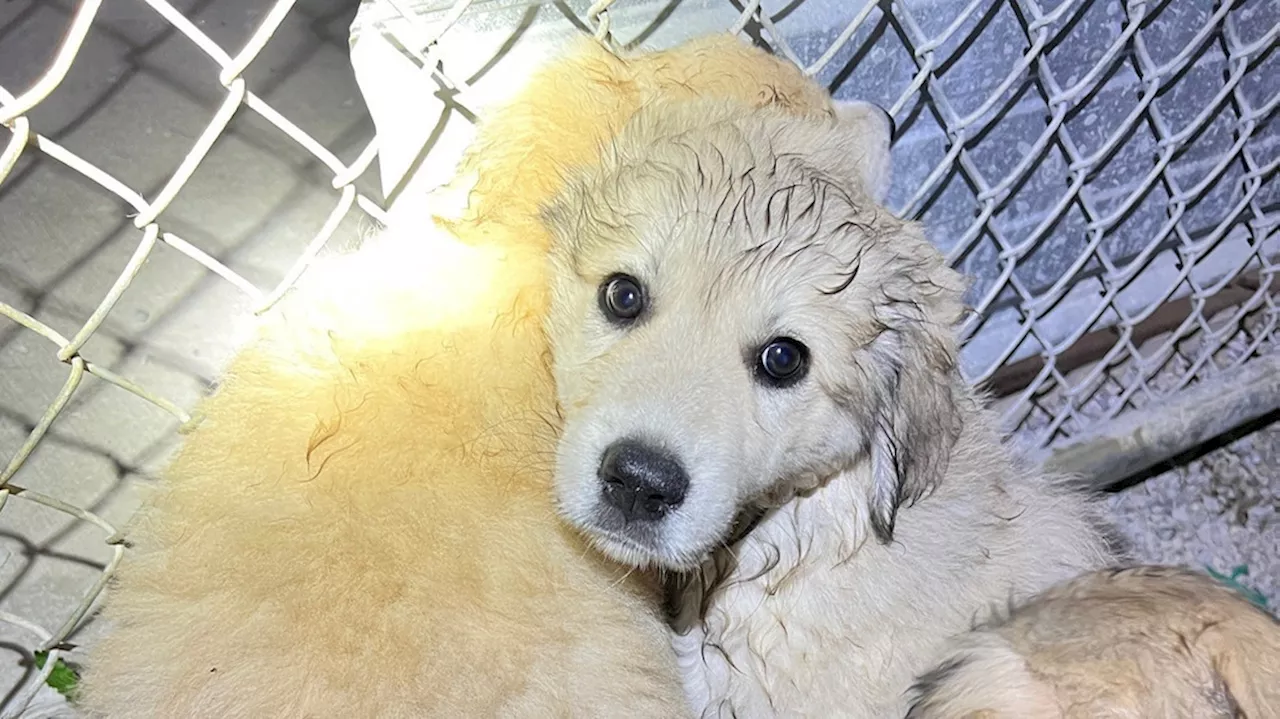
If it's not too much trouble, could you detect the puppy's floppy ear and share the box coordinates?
[830,100,895,205]
[863,239,966,543]
[866,329,962,542]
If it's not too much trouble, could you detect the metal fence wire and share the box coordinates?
[0,0,1276,713]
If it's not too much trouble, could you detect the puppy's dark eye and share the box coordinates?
[756,337,809,386]
[598,273,645,324]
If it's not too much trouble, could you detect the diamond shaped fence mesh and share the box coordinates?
[0,0,1275,712]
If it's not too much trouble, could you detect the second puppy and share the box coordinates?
[909,565,1280,718]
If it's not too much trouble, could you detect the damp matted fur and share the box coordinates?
[542,95,1116,716]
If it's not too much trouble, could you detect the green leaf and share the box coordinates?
[32,650,80,698]
[1204,564,1270,613]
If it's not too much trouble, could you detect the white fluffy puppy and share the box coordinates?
[541,97,1116,717]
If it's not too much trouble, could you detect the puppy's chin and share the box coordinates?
[578,525,708,572]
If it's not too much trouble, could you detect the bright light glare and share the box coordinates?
[269,221,510,362]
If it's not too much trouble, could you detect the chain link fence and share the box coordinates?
[0,0,1276,713]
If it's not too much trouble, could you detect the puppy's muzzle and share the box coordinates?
[598,440,688,522]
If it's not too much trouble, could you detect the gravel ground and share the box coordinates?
[1106,419,1280,609]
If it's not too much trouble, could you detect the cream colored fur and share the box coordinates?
[75,33,848,718]
[73,207,691,718]
[541,96,1117,716]
[907,565,1280,718]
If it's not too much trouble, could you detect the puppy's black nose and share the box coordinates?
[598,440,688,522]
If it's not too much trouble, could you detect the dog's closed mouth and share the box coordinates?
[586,527,665,562]
[585,509,657,544]
[594,529,652,551]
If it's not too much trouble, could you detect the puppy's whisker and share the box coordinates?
[604,564,638,592]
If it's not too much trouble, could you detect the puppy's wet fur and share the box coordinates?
[542,89,1115,716]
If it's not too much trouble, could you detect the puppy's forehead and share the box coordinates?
[563,102,894,292]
